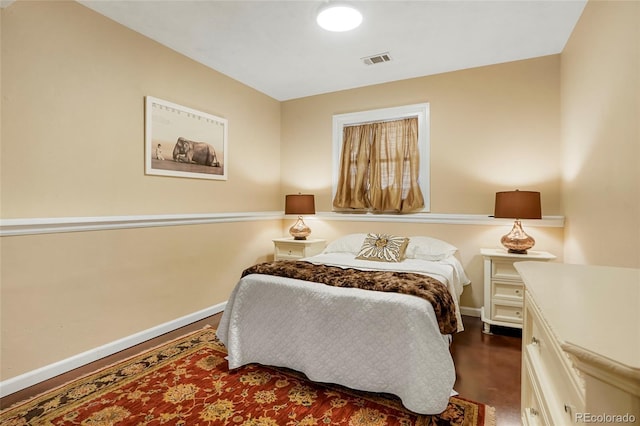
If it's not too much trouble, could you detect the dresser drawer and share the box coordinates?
[274,243,306,258]
[522,357,548,426]
[492,260,521,280]
[492,280,524,301]
[525,299,585,424]
[492,301,524,324]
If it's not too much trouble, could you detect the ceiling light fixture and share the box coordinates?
[316,3,362,32]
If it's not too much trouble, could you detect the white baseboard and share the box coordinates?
[0,302,226,398]
[460,306,481,317]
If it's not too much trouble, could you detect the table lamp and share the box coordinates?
[285,194,315,240]
[494,190,541,254]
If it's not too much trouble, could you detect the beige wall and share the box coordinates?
[281,56,565,310]
[1,221,279,379]
[281,56,563,215]
[561,0,640,268]
[1,1,282,218]
[0,1,283,379]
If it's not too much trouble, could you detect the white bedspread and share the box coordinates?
[305,252,469,333]
[216,254,470,414]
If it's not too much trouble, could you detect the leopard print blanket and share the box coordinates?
[241,260,458,335]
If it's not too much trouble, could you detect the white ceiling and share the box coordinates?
[78,0,587,101]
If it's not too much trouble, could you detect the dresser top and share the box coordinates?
[515,261,640,370]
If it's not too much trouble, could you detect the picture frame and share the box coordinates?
[145,96,228,180]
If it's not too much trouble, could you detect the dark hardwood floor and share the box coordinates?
[1,315,521,425]
[451,317,522,425]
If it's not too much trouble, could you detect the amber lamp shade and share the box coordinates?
[285,194,315,240]
[494,190,542,254]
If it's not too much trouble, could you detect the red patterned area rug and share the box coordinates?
[1,328,495,425]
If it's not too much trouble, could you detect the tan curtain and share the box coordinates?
[333,117,424,213]
[333,125,371,209]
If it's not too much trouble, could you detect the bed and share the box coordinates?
[216,233,471,414]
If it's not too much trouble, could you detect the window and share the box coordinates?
[332,103,430,213]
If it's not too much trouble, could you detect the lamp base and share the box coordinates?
[505,248,529,255]
[501,219,535,254]
[289,216,311,240]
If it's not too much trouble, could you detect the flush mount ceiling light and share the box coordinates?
[316,3,362,32]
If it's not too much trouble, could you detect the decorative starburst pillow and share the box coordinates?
[356,233,410,262]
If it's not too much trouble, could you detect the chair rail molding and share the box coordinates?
[1,212,564,236]
[316,212,564,227]
[0,212,283,236]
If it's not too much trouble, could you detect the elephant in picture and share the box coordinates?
[172,137,220,167]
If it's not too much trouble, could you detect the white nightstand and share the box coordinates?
[273,238,327,260]
[480,248,555,334]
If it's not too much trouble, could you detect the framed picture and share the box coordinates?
[145,96,228,180]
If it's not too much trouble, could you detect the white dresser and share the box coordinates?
[516,261,640,425]
[480,248,555,333]
[272,238,326,260]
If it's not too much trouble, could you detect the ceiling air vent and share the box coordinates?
[362,52,392,66]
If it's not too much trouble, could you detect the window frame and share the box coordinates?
[331,102,430,212]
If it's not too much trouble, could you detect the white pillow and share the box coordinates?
[323,233,368,254]
[405,236,458,261]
